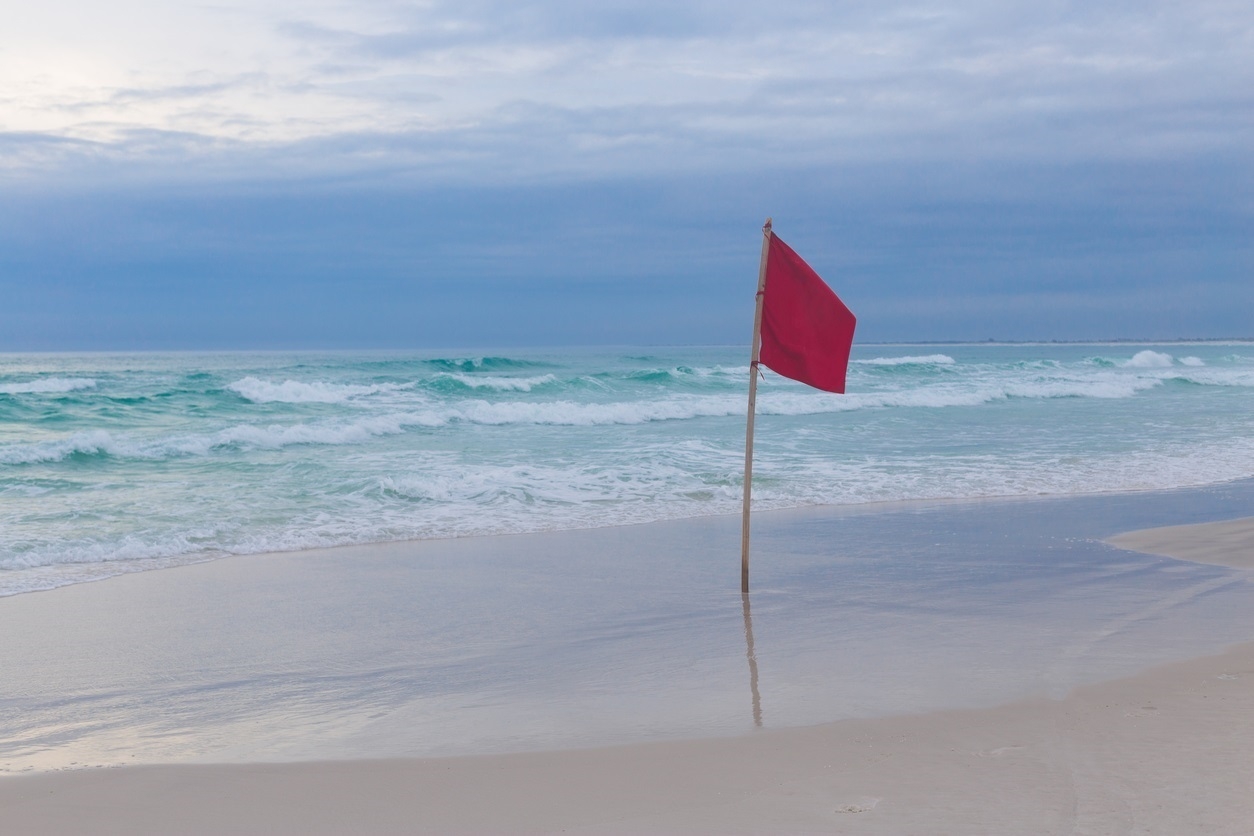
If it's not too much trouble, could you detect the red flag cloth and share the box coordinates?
[758,233,857,393]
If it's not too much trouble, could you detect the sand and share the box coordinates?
[2,639,1252,834]
[3,512,1253,833]
[1107,516,1254,569]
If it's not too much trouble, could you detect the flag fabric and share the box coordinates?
[758,233,857,393]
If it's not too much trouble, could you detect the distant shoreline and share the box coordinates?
[858,337,1254,346]
[3,337,1254,355]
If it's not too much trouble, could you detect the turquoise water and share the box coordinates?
[3,342,1254,596]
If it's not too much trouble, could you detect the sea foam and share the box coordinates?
[228,377,407,404]
[4,344,1254,597]
[0,430,124,465]
[0,371,1189,468]
[1123,350,1174,368]
[856,354,956,366]
[433,373,558,392]
[0,378,97,395]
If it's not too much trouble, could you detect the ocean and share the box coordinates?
[3,342,1254,597]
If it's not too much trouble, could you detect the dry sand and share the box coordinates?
[3,516,1253,834]
[1107,516,1254,569]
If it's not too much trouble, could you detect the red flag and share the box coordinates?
[758,233,857,393]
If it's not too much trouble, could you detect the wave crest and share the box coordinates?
[0,372,1191,467]
[856,355,956,366]
[0,378,97,395]
[1122,350,1174,368]
[430,373,558,392]
[423,356,549,372]
[228,377,406,404]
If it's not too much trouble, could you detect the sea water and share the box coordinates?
[3,342,1254,596]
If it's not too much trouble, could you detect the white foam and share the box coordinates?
[227,377,406,404]
[0,413,439,464]
[0,378,97,395]
[445,397,745,426]
[1123,350,1174,368]
[690,365,749,376]
[0,530,224,571]
[7,347,1254,600]
[650,365,748,378]
[1167,367,1254,388]
[380,463,679,506]
[745,436,1254,509]
[415,374,1167,427]
[207,414,431,450]
[0,430,123,465]
[1,371,1181,467]
[19,430,1252,584]
[856,355,956,366]
[1001,376,1162,400]
[437,373,558,391]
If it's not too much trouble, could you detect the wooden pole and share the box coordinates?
[741,217,772,594]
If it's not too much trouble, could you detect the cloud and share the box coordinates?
[2,1,1251,349]
[2,0,1251,186]
[3,153,1249,347]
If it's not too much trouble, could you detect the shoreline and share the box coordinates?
[4,505,1254,832]
[1107,516,1254,570]
[9,478,1253,601]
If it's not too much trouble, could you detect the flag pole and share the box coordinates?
[741,217,772,594]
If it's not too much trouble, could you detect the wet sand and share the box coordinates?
[3,504,1254,833]
[2,636,1251,834]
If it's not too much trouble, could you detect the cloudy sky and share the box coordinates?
[2,0,1251,349]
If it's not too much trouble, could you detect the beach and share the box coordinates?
[9,0,1254,826]
[2,495,1253,833]
[4,345,1254,831]
[2,636,1251,834]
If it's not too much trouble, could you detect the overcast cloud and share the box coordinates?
[2,1,1252,347]
[7,0,1252,181]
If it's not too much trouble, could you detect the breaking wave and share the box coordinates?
[0,378,97,395]
[429,373,558,392]
[228,377,408,404]
[1123,350,1175,368]
[1,374,1197,468]
[855,354,956,366]
[422,356,550,372]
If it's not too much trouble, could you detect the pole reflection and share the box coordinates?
[741,590,763,727]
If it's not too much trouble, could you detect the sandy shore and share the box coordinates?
[2,638,1252,834]
[3,512,1253,833]
[1107,516,1254,569]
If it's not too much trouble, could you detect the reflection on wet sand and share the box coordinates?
[742,591,762,727]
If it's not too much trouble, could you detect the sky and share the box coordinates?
[2,0,1252,349]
